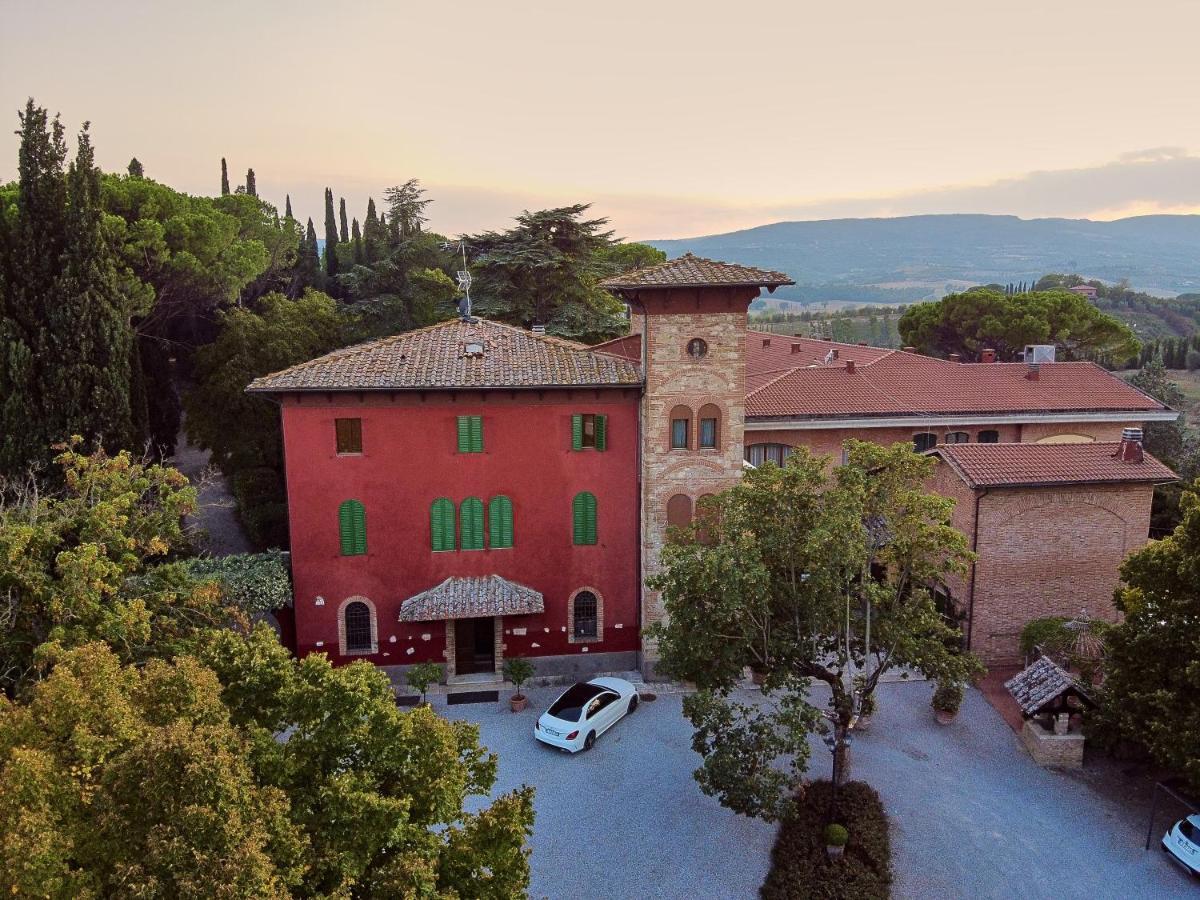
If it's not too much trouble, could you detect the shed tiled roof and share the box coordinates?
[745,344,1167,419]
[247,318,642,393]
[398,575,544,622]
[1004,657,1093,716]
[601,253,793,290]
[589,332,642,363]
[931,442,1176,488]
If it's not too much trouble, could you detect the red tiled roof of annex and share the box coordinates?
[247,317,642,393]
[931,442,1176,489]
[743,335,1166,419]
[600,253,793,290]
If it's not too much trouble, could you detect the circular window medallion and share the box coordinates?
[687,338,708,358]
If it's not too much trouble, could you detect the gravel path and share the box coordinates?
[171,419,254,557]
[439,679,1194,899]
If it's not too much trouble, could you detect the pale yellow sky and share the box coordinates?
[3,0,1199,238]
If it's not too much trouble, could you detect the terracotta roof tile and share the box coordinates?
[398,575,544,622]
[589,333,642,363]
[745,345,1167,419]
[931,442,1176,488]
[601,253,793,289]
[247,318,642,393]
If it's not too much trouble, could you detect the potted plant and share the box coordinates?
[405,662,443,707]
[503,656,535,712]
[824,823,848,860]
[931,679,964,725]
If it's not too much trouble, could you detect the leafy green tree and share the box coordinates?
[466,204,628,343]
[898,288,1139,362]
[384,179,431,241]
[339,196,349,243]
[245,167,257,197]
[1127,358,1197,531]
[648,441,981,821]
[1094,481,1200,794]
[127,157,143,178]
[323,187,339,279]
[221,157,230,195]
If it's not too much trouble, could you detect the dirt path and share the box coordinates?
[172,417,255,557]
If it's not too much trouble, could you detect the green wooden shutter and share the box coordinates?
[461,498,484,550]
[571,414,583,450]
[339,500,366,555]
[489,496,513,548]
[595,415,607,451]
[431,498,455,551]
[470,416,483,452]
[585,493,597,544]
[573,492,597,545]
[457,416,470,452]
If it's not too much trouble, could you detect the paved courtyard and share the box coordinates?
[441,679,1195,899]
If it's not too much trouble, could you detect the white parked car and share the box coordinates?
[533,676,639,753]
[1163,814,1200,878]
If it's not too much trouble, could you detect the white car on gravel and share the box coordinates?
[533,677,639,753]
[1163,814,1200,878]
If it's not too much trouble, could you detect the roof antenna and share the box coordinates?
[456,240,474,321]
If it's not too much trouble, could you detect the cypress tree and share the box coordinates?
[292,217,322,293]
[285,194,293,218]
[221,157,230,195]
[351,218,363,264]
[246,168,257,197]
[127,157,144,178]
[339,197,349,243]
[323,187,339,278]
[363,197,380,262]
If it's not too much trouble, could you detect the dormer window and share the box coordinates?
[464,342,484,357]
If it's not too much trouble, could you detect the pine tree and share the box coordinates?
[339,197,349,243]
[220,157,230,195]
[245,168,257,197]
[127,157,144,178]
[351,218,363,264]
[323,187,339,278]
[285,194,293,218]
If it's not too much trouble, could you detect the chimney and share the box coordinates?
[1115,427,1144,463]
[980,348,996,363]
[531,324,546,335]
[846,359,856,374]
[949,353,962,363]
[1025,362,1040,381]
[762,338,771,348]
[791,342,802,354]
[831,349,839,360]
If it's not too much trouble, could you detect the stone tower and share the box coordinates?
[601,254,793,677]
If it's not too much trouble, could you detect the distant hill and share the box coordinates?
[649,214,1200,304]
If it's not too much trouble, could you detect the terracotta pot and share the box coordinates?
[934,708,957,726]
[510,694,528,713]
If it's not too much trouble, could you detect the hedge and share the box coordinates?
[760,780,892,900]
[182,550,292,615]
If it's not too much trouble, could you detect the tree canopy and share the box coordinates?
[897,288,1139,362]
[648,441,981,820]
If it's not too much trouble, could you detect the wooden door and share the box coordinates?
[454,618,495,675]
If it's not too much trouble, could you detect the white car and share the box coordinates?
[1163,814,1200,878]
[533,677,639,752]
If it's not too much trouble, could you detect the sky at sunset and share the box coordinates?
[3,0,1199,240]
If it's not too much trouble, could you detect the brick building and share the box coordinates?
[249,253,1177,679]
[927,438,1176,664]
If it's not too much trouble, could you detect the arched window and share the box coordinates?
[338,500,366,555]
[488,495,514,548]
[573,591,598,639]
[666,494,694,529]
[697,403,721,450]
[977,430,1000,444]
[460,498,484,550]
[912,432,937,453]
[572,492,598,545]
[669,404,693,450]
[944,431,970,444]
[344,600,373,652]
[430,498,455,551]
[745,443,794,467]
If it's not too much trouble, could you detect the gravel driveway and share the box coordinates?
[441,679,1194,899]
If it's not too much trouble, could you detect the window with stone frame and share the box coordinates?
[669,403,692,450]
[340,598,377,654]
[697,403,721,450]
[568,588,603,643]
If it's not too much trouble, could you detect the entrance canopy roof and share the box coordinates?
[398,575,544,622]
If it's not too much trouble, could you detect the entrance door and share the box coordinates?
[454,617,495,675]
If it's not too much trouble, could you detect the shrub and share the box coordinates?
[824,824,848,847]
[405,662,443,704]
[761,780,892,900]
[1019,616,1071,657]
[231,467,289,549]
[931,680,964,714]
[1187,349,1200,371]
[181,550,291,615]
[502,656,535,698]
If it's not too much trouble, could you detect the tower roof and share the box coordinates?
[600,253,793,290]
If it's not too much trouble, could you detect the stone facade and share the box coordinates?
[636,287,758,675]
[1021,719,1086,768]
[928,464,1156,665]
